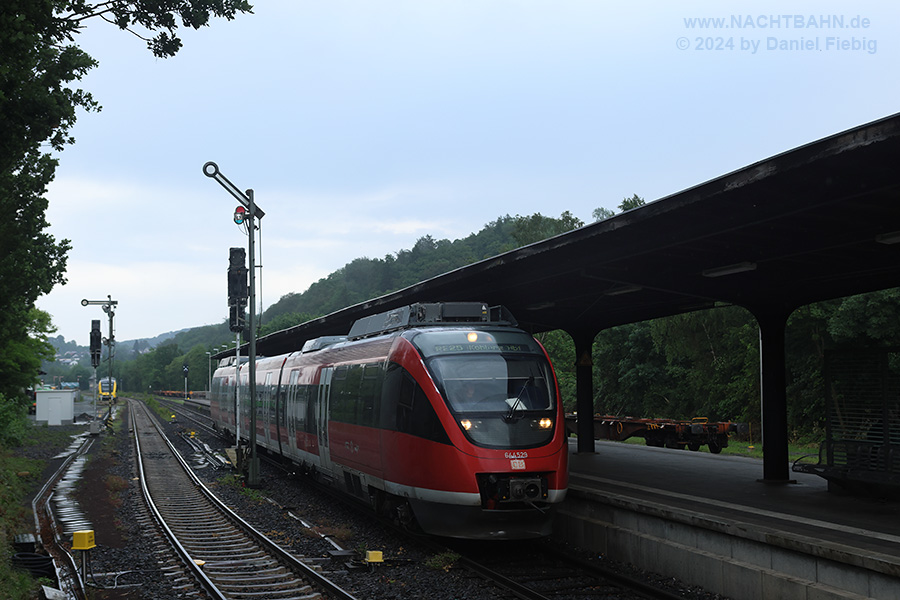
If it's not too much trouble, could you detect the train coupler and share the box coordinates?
[477,473,549,507]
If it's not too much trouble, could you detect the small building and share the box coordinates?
[35,388,78,426]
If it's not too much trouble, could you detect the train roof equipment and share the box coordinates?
[347,302,518,340]
[217,356,250,368]
[300,336,348,353]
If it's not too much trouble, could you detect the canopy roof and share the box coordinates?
[240,113,900,359]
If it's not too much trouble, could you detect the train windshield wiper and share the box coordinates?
[506,376,534,420]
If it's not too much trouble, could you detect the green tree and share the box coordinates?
[510,211,584,247]
[783,303,832,436]
[0,1,252,402]
[592,321,672,418]
[181,344,211,392]
[66,0,253,58]
[140,342,182,391]
[259,312,316,337]
[0,3,84,401]
[533,330,576,411]
[592,207,615,221]
[263,217,519,322]
[0,308,57,401]
[0,393,30,446]
[825,289,900,345]
[618,194,646,211]
[648,307,758,422]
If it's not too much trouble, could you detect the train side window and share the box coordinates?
[331,364,364,424]
[294,384,307,432]
[304,384,317,434]
[398,369,415,410]
[382,362,450,445]
[359,363,382,427]
[287,369,300,430]
[264,372,275,420]
[330,365,350,423]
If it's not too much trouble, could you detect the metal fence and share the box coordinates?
[795,347,900,492]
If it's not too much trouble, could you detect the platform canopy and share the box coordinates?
[243,112,900,359]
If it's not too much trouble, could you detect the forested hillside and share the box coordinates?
[264,216,519,321]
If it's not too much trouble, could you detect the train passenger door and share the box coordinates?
[284,369,300,461]
[263,371,274,448]
[316,367,334,475]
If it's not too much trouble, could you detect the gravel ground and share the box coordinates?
[18,402,731,599]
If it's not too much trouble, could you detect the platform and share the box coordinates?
[555,439,900,600]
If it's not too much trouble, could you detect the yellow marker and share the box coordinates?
[72,530,96,551]
[365,550,384,564]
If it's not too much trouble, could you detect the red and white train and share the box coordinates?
[210,302,568,539]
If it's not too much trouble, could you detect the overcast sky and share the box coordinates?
[37,1,900,345]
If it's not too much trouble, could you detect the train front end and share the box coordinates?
[389,321,569,539]
[98,377,116,402]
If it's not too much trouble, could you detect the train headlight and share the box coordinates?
[460,418,484,431]
[534,418,553,430]
[467,332,479,342]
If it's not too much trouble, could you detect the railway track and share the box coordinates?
[156,395,712,599]
[157,398,221,443]
[453,539,692,600]
[216,422,695,599]
[30,433,95,599]
[255,448,690,599]
[130,398,358,600]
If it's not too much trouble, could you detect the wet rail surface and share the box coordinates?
[129,398,358,600]
[31,433,96,599]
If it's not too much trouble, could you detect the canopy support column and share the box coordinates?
[753,308,794,484]
[573,333,596,454]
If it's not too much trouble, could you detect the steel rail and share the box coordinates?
[130,398,359,600]
[131,400,226,600]
[452,540,692,600]
[30,434,95,600]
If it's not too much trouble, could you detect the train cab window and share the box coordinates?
[411,330,557,449]
[431,355,554,414]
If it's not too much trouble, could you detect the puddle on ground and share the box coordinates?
[51,453,93,537]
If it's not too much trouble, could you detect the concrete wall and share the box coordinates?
[553,487,900,600]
